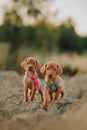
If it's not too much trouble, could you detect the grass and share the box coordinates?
[18,46,87,75]
[0,43,10,69]
[0,43,87,75]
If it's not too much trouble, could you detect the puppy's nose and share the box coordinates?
[29,66,32,70]
[48,74,52,78]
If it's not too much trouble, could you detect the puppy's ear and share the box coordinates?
[36,60,41,70]
[40,64,47,75]
[20,58,27,69]
[57,64,63,75]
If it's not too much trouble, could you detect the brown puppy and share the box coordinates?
[40,61,64,109]
[21,57,43,103]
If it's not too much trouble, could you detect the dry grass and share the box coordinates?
[0,44,87,74]
[0,43,10,69]
[18,46,87,73]
[35,53,87,74]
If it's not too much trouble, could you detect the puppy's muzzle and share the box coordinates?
[28,66,33,71]
[48,74,53,78]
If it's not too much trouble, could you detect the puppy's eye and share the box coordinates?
[46,67,49,70]
[54,68,56,71]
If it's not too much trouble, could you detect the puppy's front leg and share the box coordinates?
[52,86,61,102]
[49,90,53,102]
[24,83,28,102]
[38,89,43,103]
[23,78,28,102]
[41,85,49,109]
[30,85,36,102]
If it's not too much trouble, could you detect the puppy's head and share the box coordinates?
[40,61,63,79]
[21,57,41,73]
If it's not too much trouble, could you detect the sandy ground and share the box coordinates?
[0,71,87,130]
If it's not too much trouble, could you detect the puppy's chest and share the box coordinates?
[27,78,35,85]
[44,78,62,91]
[44,82,57,91]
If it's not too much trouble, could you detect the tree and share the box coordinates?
[1,0,52,70]
[57,19,83,53]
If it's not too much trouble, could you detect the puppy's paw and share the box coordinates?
[29,97,34,103]
[49,97,53,103]
[24,98,28,103]
[41,104,47,109]
[52,97,57,103]
[61,91,64,98]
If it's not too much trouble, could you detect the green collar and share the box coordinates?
[44,80,60,91]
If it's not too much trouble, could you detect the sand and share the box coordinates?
[0,71,87,130]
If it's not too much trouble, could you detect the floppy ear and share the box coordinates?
[40,64,47,75]
[57,64,63,75]
[36,60,41,70]
[20,58,27,69]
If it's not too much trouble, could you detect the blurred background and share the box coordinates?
[0,0,87,75]
[0,1,87,128]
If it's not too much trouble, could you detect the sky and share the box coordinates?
[0,0,87,36]
[49,0,87,36]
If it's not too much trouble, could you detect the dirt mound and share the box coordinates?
[0,71,87,130]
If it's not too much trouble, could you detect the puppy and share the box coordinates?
[21,57,43,103]
[40,61,64,109]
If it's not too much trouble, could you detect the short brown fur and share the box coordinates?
[40,61,64,109]
[21,57,43,103]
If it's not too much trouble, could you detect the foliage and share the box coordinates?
[0,0,87,71]
[0,19,87,53]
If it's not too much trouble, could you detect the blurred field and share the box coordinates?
[0,42,87,75]
[38,53,87,75]
[0,0,87,76]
